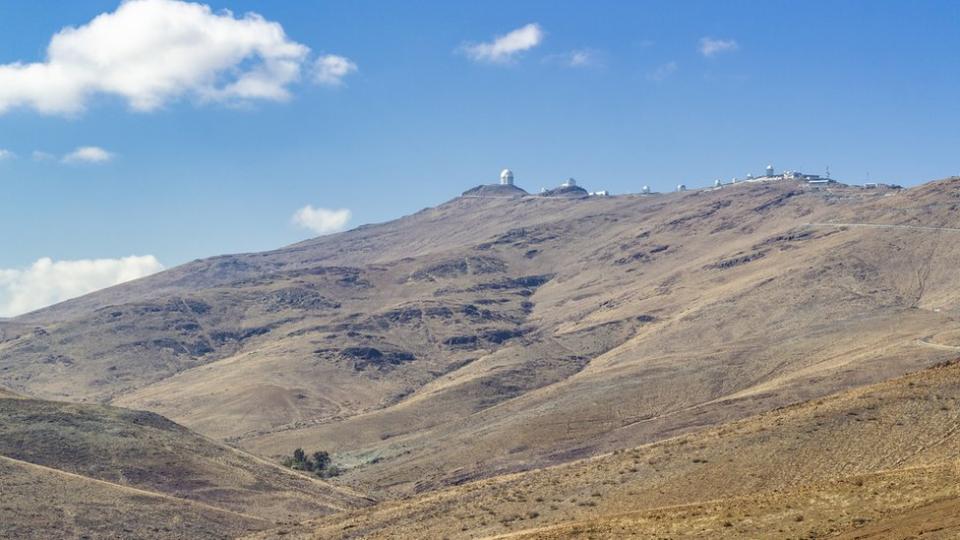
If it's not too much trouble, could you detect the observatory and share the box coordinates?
[541,177,589,198]
[677,184,687,192]
[461,168,528,197]
[765,165,775,177]
[641,185,651,194]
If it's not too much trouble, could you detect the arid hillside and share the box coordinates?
[2,177,960,500]
[0,392,371,539]
[244,359,960,539]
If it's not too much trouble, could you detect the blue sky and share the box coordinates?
[1,0,958,315]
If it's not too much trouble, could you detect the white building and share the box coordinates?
[500,169,514,185]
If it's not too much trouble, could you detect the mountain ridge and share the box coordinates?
[3,177,960,501]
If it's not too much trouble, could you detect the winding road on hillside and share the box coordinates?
[805,222,960,233]
[916,339,960,352]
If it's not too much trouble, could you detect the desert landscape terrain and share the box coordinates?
[3,176,960,537]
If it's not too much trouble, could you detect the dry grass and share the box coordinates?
[0,394,371,538]
[244,360,960,539]
[0,454,265,540]
[4,178,960,536]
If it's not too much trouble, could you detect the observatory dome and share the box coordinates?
[500,169,514,185]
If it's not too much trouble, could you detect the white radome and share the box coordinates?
[500,169,514,185]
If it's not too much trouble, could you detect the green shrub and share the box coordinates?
[283,448,334,474]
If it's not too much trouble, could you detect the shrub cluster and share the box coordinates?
[282,448,341,477]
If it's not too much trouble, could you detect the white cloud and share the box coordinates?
[461,23,544,64]
[313,54,357,86]
[0,149,14,161]
[648,61,678,81]
[699,37,739,57]
[545,49,597,68]
[0,256,164,317]
[567,50,593,67]
[32,151,55,161]
[62,146,113,164]
[0,0,315,115]
[292,205,351,235]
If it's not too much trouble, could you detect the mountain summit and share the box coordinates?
[3,177,960,508]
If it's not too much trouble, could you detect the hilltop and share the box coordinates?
[0,392,371,539]
[2,176,960,504]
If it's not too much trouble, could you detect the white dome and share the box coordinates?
[562,177,577,187]
[642,185,650,193]
[500,169,514,185]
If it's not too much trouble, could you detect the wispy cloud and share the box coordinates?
[460,23,544,64]
[292,205,352,235]
[313,55,358,86]
[62,146,113,164]
[0,0,317,116]
[0,255,163,317]
[699,37,739,57]
[648,61,678,81]
[567,50,594,67]
[544,49,598,68]
[0,149,14,161]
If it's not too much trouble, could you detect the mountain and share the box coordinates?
[0,392,371,539]
[242,359,960,539]
[2,457,261,540]
[2,176,960,503]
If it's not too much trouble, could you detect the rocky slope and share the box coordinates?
[244,359,960,539]
[0,392,371,538]
[2,177,960,500]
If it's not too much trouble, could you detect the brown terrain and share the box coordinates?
[0,393,371,538]
[244,359,960,539]
[2,176,960,537]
